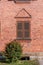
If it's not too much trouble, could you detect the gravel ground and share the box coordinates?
[39,59,43,65]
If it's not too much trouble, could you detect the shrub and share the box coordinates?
[4,41,22,63]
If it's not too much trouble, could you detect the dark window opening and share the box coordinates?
[20,56,30,60]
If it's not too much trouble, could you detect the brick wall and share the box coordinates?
[0,0,43,55]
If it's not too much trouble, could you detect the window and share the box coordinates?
[17,21,30,40]
[8,0,32,3]
[14,0,31,3]
[8,0,36,3]
[15,8,31,40]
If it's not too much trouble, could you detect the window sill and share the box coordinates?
[14,0,36,3]
[16,38,31,40]
[15,1,30,4]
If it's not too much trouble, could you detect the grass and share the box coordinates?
[0,60,39,65]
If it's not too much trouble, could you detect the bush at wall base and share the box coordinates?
[4,41,22,63]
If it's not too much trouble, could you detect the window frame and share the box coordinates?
[16,21,31,40]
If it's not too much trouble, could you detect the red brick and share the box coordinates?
[0,0,43,54]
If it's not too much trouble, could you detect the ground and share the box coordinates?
[0,60,39,65]
[39,59,43,65]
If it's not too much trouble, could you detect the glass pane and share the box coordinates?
[17,23,22,29]
[24,31,29,38]
[24,22,29,30]
[17,31,23,38]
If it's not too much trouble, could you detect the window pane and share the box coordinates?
[24,22,29,30]
[24,31,29,38]
[17,23,22,29]
[17,31,23,38]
